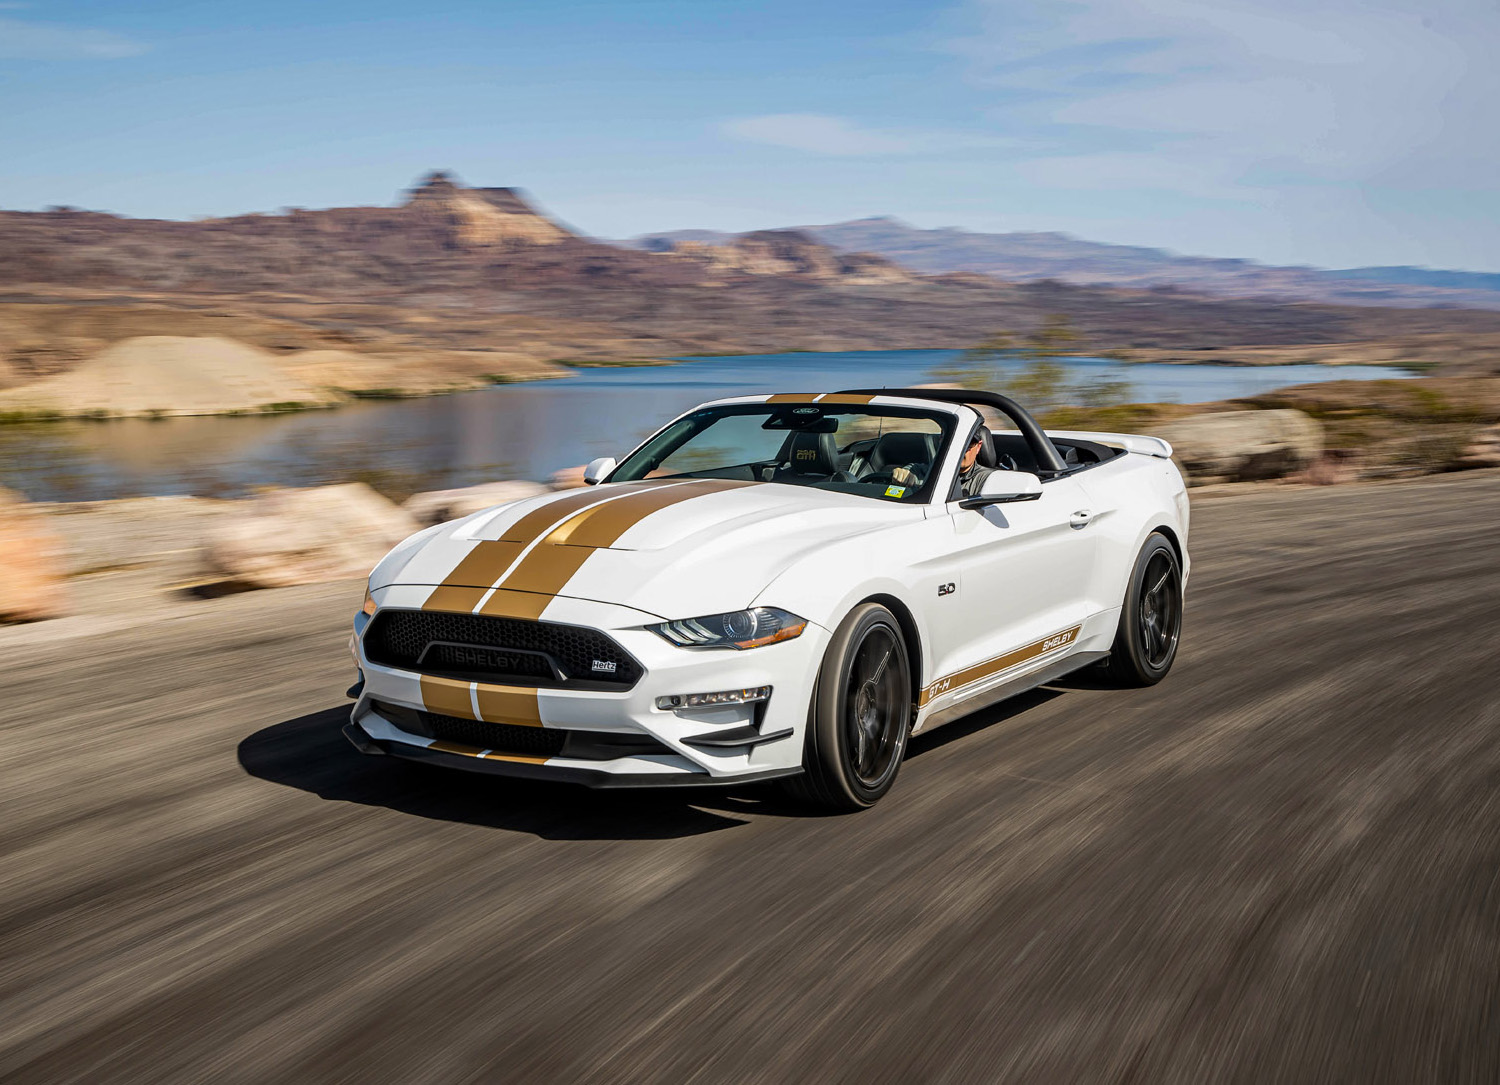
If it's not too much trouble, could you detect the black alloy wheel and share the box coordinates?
[1103,533,1183,687]
[788,603,912,811]
[1138,548,1181,669]
[844,623,906,790]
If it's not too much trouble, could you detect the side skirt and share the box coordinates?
[912,650,1108,735]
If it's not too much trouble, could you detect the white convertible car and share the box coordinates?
[344,387,1189,810]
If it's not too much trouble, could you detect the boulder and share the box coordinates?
[1151,409,1323,485]
[550,464,588,490]
[1456,424,1500,469]
[1291,448,1362,486]
[0,488,69,622]
[402,480,549,526]
[201,483,419,589]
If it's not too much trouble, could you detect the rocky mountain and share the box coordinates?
[0,172,913,299]
[5,172,1500,412]
[627,218,1500,311]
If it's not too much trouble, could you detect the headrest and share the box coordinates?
[783,430,839,475]
[972,427,997,468]
[869,431,937,471]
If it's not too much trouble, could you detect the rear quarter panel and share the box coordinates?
[1074,450,1191,615]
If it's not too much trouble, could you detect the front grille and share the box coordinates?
[364,609,643,689]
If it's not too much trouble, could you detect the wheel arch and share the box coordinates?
[859,592,924,711]
[1150,522,1185,568]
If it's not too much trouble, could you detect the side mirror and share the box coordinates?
[583,456,617,485]
[959,471,1043,509]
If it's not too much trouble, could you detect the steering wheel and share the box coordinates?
[863,463,926,488]
[994,451,1020,472]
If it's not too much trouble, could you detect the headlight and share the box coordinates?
[648,607,807,650]
[361,587,377,616]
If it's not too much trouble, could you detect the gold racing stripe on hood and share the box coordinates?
[918,625,1082,708]
[475,478,758,618]
[763,392,875,404]
[420,483,671,613]
[544,478,757,549]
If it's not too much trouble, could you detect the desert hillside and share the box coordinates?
[4,172,1500,416]
[630,218,1500,310]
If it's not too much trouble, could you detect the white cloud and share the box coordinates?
[722,113,1009,157]
[949,0,1500,193]
[0,15,147,59]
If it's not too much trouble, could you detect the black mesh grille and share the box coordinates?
[419,711,569,755]
[364,609,642,689]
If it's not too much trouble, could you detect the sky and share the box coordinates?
[2,0,1497,271]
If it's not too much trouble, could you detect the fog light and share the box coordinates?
[656,686,772,711]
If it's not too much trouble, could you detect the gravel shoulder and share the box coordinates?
[3,470,1499,1083]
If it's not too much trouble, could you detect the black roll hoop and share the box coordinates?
[836,387,1069,476]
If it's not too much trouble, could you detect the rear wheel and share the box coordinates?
[1103,533,1182,687]
[786,603,912,811]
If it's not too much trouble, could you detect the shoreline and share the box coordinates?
[0,346,1419,425]
[3,370,1481,507]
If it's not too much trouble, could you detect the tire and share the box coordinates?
[1103,533,1183,687]
[785,603,913,812]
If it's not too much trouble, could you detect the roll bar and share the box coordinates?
[836,387,1069,476]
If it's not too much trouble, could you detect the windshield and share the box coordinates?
[609,402,956,503]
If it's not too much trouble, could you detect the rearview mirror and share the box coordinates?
[583,456,617,485]
[959,471,1043,509]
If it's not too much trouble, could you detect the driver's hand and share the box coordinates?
[891,465,919,486]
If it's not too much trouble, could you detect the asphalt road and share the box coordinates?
[3,471,1499,1084]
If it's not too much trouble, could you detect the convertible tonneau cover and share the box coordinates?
[1045,429,1174,459]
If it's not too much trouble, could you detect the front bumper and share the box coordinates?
[342,720,800,788]
[346,586,827,788]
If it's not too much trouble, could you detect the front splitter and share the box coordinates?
[343,721,799,790]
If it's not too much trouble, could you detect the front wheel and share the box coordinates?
[1102,533,1183,687]
[786,603,912,812]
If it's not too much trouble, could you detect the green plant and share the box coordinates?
[998,358,1073,412]
[940,315,1134,414]
[931,329,1015,389]
[1022,314,1080,359]
[1395,425,1478,471]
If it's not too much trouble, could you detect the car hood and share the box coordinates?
[376,479,921,619]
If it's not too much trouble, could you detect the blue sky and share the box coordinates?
[3,0,1497,270]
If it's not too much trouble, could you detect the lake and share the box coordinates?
[0,349,1408,502]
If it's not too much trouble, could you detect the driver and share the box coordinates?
[958,433,997,498]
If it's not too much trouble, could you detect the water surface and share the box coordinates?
[0,349,1408,502]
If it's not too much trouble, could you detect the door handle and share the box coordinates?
[1070,508,1094,529]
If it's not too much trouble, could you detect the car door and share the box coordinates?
[927,473,1100,698]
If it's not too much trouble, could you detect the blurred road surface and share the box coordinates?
[3,471,1499,1083]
